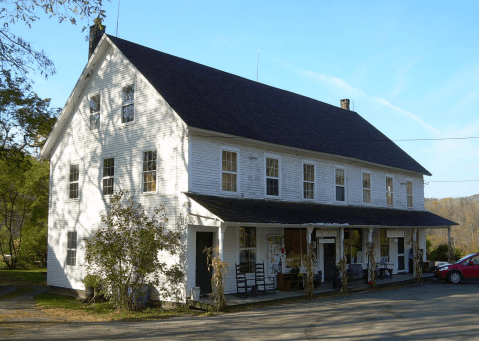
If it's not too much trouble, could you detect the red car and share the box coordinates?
[435,253,479,284]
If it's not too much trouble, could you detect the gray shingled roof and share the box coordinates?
[185,193,456,226]
[108,35,431,175]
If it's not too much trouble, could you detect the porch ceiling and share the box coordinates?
[185,192,457,227]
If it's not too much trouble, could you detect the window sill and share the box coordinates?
[67,198,80,203]
[119,121,136,129]
[141,191,158,197]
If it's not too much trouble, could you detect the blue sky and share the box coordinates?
[16,0,479,199]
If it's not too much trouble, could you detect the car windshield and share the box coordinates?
[455,254,477,264]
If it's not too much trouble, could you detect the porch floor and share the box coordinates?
[189,273,435,309]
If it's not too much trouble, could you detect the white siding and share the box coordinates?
[189,135,425,210]
[47,46,189,293]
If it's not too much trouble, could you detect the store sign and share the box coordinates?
[387,230,405,238]
[316,229,338,237]
[317,239,335,244]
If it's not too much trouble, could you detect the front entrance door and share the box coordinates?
[196,232,213,295]
[397,237,405,272]
[324,240,336,280]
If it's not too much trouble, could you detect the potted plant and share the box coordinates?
[83,274,101,299]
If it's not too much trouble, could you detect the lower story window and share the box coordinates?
[239,226,256,273]
[67,231,77,266]
[344,228,363,264]
[284,228,308,269]
[380,229,389,262]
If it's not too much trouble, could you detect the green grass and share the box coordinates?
[34,293,206,321]
[0,267,47,284]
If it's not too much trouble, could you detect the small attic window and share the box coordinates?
[89,94,100,130]
[122,84,134,123]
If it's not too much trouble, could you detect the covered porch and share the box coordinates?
[185,193,457,299]
[190,272,436,309]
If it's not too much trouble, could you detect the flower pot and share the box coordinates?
[85,286,94,298]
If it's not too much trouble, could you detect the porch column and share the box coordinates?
[447,226,453,263]
[368,227,374,282]
[307,226,314,252]
[412,228,417,277]
[339,227,344,259]
[218,223,226,261]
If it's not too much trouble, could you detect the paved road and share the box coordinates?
[1,280,479,341]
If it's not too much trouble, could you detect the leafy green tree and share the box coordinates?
[0,70,59,158]
[0,156,49,269]
[84,190,184,311]
[0,0,107,78]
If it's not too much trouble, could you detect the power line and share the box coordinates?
[428,180,479,183]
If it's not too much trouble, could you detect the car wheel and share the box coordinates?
[447,271,462,284]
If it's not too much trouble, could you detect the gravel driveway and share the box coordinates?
[1,280,479,341]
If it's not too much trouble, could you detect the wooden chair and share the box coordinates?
[255,262,276,294]
[236,263,255,297]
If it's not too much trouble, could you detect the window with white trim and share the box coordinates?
[303,163,314,199]
[67,231,77,266]
[103,158,114,195]
[69,164,79,199]
[406,180,413,208]
[380,229,389,262]
[266,158,279,196]
[89,94,100,130]
[363,173,371,204]
[222,150,237,192]
[121,84,134,123]
[142,150,157,192]
[335,168,345,201]
[386,176,394,206]
[239,226,256,273]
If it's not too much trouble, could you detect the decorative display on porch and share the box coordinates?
[304,250,316,298]
[413,237,423,283]
[268,235,283,275]
[204,246,228,311]
[366,242,377,288]
[338,256,349,294]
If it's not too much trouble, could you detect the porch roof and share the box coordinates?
[185,193,457,227]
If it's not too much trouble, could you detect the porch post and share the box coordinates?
[447,226,453,263]
[368,227,373,282]
[218,223,226,261]
[412,228,417,277]
[307,225,314,252]
[339,227,344,259]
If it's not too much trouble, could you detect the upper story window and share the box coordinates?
[386,176,394,206]
[303,163,315,199]
[69,164,79,199]
[89,94,100,130]
[266,157,279,196]
[362,173,371,204]
[103,158,114,195]
[122,84,135,123]
[335,168,345,201]
[406,180,413,208]
[222,150,237,192]
[67,231,77,266]
[142,150,157,193]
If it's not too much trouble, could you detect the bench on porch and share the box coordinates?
[347,263,365,280]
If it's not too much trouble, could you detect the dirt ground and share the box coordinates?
[1,280,479,340]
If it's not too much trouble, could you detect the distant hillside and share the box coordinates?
[425,194,479,202]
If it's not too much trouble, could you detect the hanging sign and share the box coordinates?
[387,230,405,238]
[316,229,338,237]
[317,239,335,244]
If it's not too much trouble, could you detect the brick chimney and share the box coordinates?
[89,18,106,59]
[340,99,350,110]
